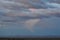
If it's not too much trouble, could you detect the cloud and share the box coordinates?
[47,0,60,4]
[28,8,60,17]
[46,2,60,8]
[0,0,60,32]
[23,19,40,32]
[0,0,60,14]
[4,8,60,18]
[1,0,60,11]
[2,8,60,32]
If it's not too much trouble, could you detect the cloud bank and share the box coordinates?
[0,0,60,32]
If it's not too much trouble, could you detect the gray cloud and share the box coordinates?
[0,0,60,32]
[5,8,60,18]
[0,0,60,11]
[1,8,60,32]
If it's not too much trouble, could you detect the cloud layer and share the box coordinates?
[0,0,60,32]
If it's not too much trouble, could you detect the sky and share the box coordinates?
[0,0,60,37]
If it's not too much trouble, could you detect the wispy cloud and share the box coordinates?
[23,19,40,32]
